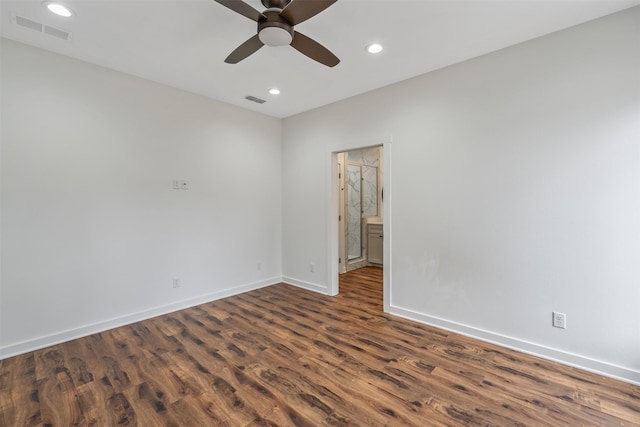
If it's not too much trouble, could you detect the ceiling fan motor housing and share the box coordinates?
[258,10,294,46]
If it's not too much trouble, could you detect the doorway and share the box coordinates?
[326,135,393,313]
[339,147,382,272]
[332,144,388,308]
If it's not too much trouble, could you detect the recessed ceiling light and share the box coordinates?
[366,43,383,54]
[44,2,73,17]
[269,88,281,95]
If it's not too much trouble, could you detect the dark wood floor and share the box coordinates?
[1,266,639,426]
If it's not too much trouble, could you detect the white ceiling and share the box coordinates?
[2,0,638,118]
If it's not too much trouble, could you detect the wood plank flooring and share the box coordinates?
[1,266,639,426]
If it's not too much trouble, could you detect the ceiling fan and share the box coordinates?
[214,0,340,67]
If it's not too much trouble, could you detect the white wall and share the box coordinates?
[282,7,640,384]
[0,39,282,356]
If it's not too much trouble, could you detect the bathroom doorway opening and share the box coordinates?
[333,145,386,308]
[337,147,383,274]
[329,138,390,312]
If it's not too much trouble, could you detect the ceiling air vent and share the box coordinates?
[14,15,71,41]
[245,95,266,104]
[44,25,70,40]
[15,15,42,32]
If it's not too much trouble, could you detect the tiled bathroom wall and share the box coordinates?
[346,147,381,261]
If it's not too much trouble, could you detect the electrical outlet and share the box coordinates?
[257,261,262,271]
[173,277,181,288]
[552,312,566,329]
[180,180,189,190]
[310,263,315,273]
[172,180,181,190]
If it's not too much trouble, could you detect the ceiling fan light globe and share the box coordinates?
[259,27,293,46]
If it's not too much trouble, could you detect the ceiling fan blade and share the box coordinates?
[291,31,339,67]
[214,0,265,22]
[225,35,264,64]
[280,0,337,25]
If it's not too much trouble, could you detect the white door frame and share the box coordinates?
[337,153,347,274]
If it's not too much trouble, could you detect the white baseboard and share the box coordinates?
[282,276,329,294]
[5,278,637,386]
[0,277,282,359]
[390,304,640,386]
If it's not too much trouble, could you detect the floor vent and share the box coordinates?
[245,95,266,104]
[14,15,71,41]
